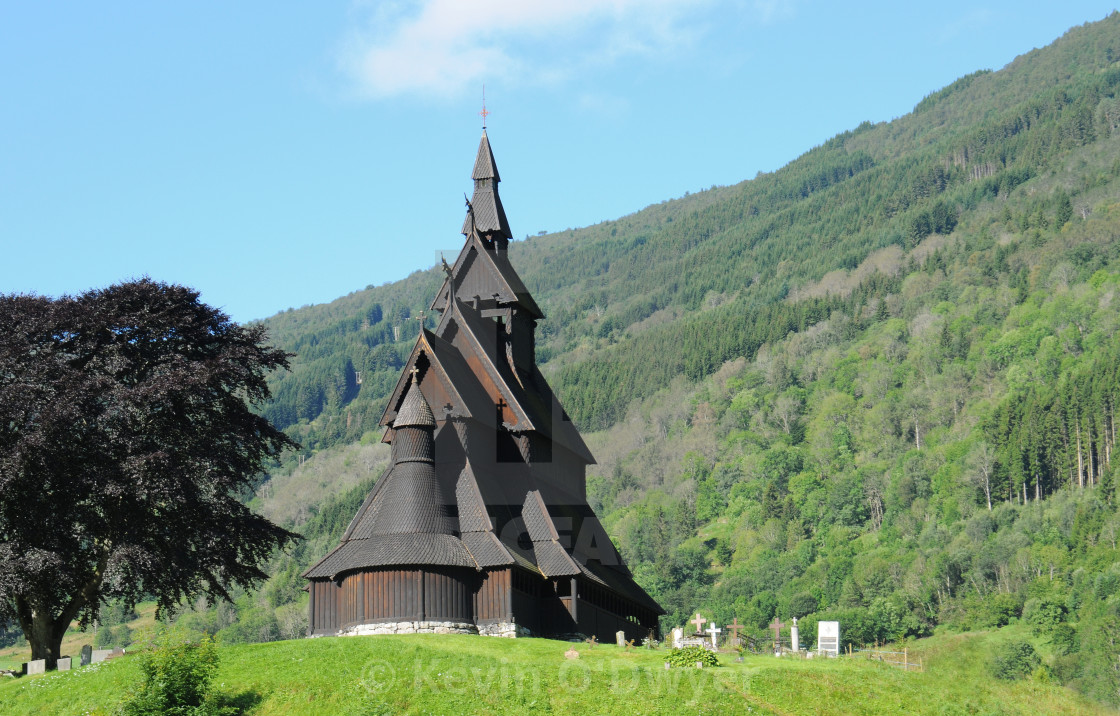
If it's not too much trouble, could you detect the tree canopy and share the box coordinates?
[0,279,298,667]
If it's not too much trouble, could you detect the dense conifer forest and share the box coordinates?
[7,13,1119,708]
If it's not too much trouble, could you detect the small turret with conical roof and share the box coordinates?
[391,369,436,464]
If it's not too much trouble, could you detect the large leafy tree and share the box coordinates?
[0,279,298,668]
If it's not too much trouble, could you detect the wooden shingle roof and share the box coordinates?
[429,232,544,319]
[461,130,510,238]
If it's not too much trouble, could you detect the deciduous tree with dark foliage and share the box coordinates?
[0,279,299,669]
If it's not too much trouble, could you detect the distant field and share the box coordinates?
[0,628,1109,715]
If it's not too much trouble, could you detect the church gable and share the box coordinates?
[429,232,543,319]
[379,329,492,429]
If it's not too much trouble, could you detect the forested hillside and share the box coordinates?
[20,12,1113,708]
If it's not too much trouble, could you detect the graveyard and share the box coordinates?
[0,625,1111,715]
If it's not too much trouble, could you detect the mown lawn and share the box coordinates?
[0,629,1110,715]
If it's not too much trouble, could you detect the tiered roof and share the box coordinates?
[305,130,662,619]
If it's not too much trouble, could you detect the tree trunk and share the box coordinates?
[14,555,106,671]
[1076,421,1085,488]
[15,598,70,671]
[1089,431,1096,487]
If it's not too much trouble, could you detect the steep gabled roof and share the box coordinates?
[429,231,543,318]
[577,559,665,614]
[520,491,580,578]
[438,298,534,430]
[436,298,593,462]
[379,328,493,428]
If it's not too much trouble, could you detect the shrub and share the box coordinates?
[665,646,719,668]
[989,639,1040,681]
[1023,597,1066,636]
[121,630,233,716]
[95,624,133,650]
[1049,623,1078,655]
[981,593,1021,628]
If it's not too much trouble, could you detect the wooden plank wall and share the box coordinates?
[423,568,473,622]
[475,568,510,623]
[310,579,339,635]
[312,567,657,640]
[325,567,476,631]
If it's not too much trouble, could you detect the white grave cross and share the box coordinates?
[706,624,722,649]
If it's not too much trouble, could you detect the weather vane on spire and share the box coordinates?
[480,85,490,128]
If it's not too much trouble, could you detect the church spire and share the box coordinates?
[461,130,511,239]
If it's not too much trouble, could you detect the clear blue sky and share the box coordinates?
[2,2,1117,323]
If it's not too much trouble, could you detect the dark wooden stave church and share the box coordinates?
[303,130,663,641]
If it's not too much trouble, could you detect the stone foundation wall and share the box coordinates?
[339,620,478,636]
[477,621,532,638]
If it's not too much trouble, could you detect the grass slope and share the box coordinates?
[0,630,1108,715]
[0,602,160,674]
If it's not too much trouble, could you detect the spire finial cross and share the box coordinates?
[409,366,420,383]
[480,85,490,128]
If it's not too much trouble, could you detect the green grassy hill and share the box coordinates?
[0,630,1110,715]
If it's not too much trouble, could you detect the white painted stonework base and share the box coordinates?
[339,620,478,636]
[477,621,532,638]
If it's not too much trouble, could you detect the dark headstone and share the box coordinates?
[80,644,92,667]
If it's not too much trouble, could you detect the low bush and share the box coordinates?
[121,630,233,716]
[989,639,1039,681]
[665,646,719,668]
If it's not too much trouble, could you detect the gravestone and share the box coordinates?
[616,630,626,647]
[726,617,744,648]
[25,659,46,675]
[564,647,579,660]
[689,612,707,635]
[671,627,683,649]
[791,617,800,652]
[678,636,711,650]
[818,620,840,656]
[706,624,721,649]
[80,644,92,666]
[57,657,72,671]
[91,649,113,663]
[769,617,787,654]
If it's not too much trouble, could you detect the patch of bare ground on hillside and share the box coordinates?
[255,441,389,527]
[788,235,959,303]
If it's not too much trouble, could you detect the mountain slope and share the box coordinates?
[235,13,1120,708]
